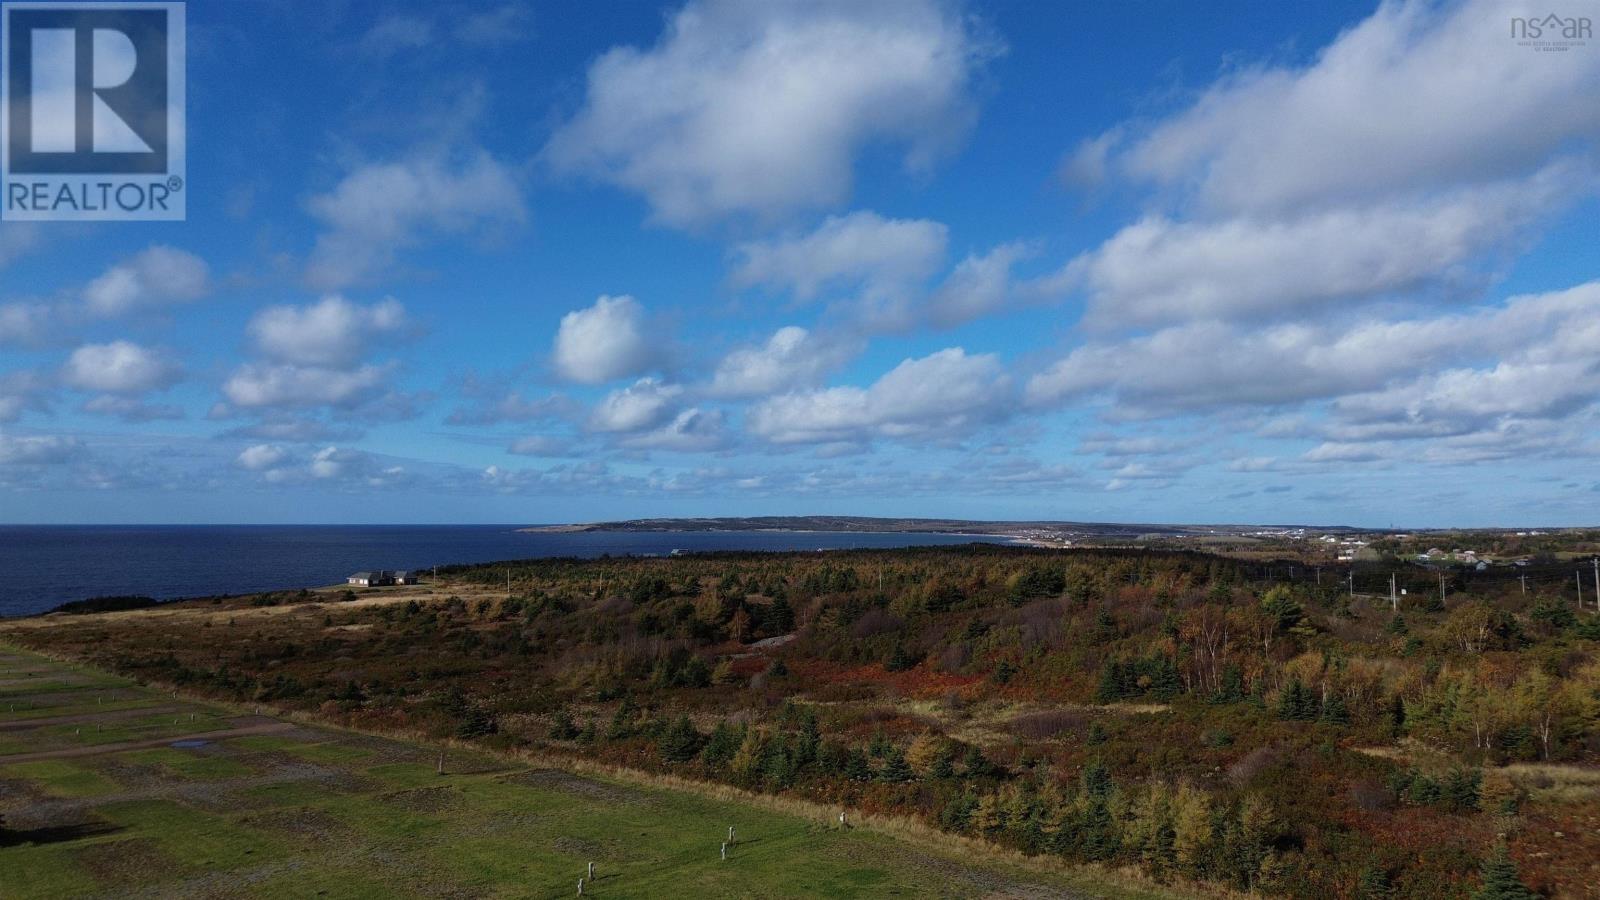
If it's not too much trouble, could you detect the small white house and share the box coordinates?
[347,571,382,586]
[393,571,418,585]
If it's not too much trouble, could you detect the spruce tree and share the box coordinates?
[1387,694,1407,736]
[844,747,872,781]
[1213,664,1245,703]
[547,709,579,740]
[1474,844,1537,900]
[1320,693,1351,725]
[658,714,703,763]
[880,748,914,783]
[702,722,743,768]
[606,695,636,740]
[1357,865,1396,900]
[793,710,820,770]
[1151,656,1182,700]
[963,744,998,779]
[768,595,795,633]
[1096,660,1126,703]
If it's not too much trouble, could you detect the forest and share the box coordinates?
[11,544,1599,898]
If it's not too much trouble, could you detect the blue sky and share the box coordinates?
[1,0,1598,526]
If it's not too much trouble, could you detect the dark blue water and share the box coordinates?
[0,525,1007,617]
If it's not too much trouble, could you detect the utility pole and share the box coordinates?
[1578,571,1584,609]
[1592,558,1599,614]
[1519,573,1527,597]
[1315,566,1321,587]
[1390,573,1397,612]
[1439,572,1445,607]
[506,568,511,599]
[1349,571,1355,599]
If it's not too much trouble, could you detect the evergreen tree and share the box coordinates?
[455,704,498,739]
[793,710,820,770]
[763,738,798,788]
[1441,769,1482,813]
[547,709,579,740]
[1277,678,1319,721]
[1387,693,1407,736]
[1082,761,1113,798]
[658,714,703,763]
[880,748,914,782]
[1096,660,1127,703]
[768,595,795,633]
[1151,656,1182,700]
[844,747,872,781]
[885,643,916,672]
[940,792,978,831]
[1213,665,1245,703]
[1357,865,1396,900]
[1080,792,1119,861]
[1474,844,1537,900]
[605,696,636,740]
[702,722,743,768]
[1093,609,1119,641]
[1320,692,1351,725]
[963,744,999,779]
[1261,586,1305,633]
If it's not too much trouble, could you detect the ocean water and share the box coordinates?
[0,525,1008,618]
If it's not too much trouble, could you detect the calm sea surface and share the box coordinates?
[0,525,1007,617]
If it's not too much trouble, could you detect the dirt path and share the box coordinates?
[0,718,294,764]
[0,703,189,733]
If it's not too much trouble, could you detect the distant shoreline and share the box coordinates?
[514,515,1368,539]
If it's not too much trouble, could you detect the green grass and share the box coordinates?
[95,799,288,871]
[0,843,102,898]
[0,759,119,798]
[118,747,253,779]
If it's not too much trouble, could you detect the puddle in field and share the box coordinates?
[170,739,211,749]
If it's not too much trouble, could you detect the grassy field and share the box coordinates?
[0,645,1176,899]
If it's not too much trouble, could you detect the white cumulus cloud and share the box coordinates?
[306,153,524,289]
[82,246,209,317]
[62,341,180,394]
[749,347,1010,445]
[552,295,656,384]
[248,296,408,368]
[544,0,997,227]
[709,326,859,398]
